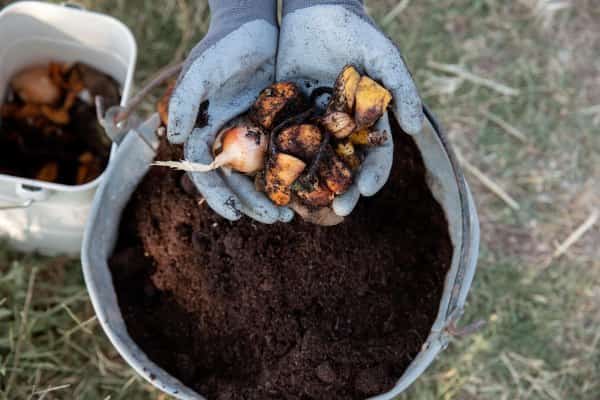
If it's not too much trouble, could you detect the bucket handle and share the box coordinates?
[61,2,86,11]
[0,183,51,211]
[0,198,33,211]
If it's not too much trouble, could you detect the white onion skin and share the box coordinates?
[212,126,268,174]
[11,66,61,105]
[153,125,268,175]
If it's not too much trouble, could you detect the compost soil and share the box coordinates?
[109,118,453,400]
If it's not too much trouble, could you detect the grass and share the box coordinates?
[1,0,599,399]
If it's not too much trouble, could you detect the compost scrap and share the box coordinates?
[0,62,120,185]
[109,113,453,399]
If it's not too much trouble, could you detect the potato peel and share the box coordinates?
[328,65,361,114]
[319,147,353,195]
[250,82,304,130]
[266,153,307,206]
[276,124,323,160]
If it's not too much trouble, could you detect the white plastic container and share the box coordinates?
[0,1,136,255]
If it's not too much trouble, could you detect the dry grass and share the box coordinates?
[1,0,599,399]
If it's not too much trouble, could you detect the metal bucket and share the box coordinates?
[0,1,137,255]
[81,107,480,399]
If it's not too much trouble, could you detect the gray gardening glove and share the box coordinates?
[278,0,423,217]
[167,0,293,223]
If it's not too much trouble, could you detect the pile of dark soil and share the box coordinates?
[109,119,452,400]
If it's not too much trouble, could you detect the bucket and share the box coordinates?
[0,1,136,256]
[81,106,480,399]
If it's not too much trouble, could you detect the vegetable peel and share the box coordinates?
[328,65,361,114]
[276,124,323,160]
[250,82,304,130]
[266,153,307,206]
[354,76,392,129]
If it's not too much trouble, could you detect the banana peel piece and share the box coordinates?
[328,65,361,114]
[354,76,392,129]
[265,153,306,206]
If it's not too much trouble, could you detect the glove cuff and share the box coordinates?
[283,0,365,16]
[209,0,278,30]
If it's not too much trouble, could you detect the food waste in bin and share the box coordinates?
[0,62,120,185]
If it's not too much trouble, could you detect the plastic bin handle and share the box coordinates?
[61,2,86,11]
[16,183,50,201]
[0,198,33,210]
[0,183,50,210]
[0,183,51,210]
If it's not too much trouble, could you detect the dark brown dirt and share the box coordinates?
[109,118,453,400]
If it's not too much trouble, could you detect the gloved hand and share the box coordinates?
[167,0,293,223]
[277,0,423,217]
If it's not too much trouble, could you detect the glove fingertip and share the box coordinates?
[166,115,192,145]
[184,144,244,222]
[167,128,187,144]
[367,50,424,136]
[203,188,244,221]
[332,186,360,216]
[240,203,279,224]
[222,172,282,224]
[357,168,389,197]
[167,84,201,144]
[278,207,295,223]
[394,97,424,136]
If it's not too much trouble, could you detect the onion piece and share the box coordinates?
[153,125,268,174]
[11,66,61,105]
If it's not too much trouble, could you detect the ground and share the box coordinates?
[0,0,599,399]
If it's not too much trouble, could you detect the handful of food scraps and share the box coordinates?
[155,65,392,225]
